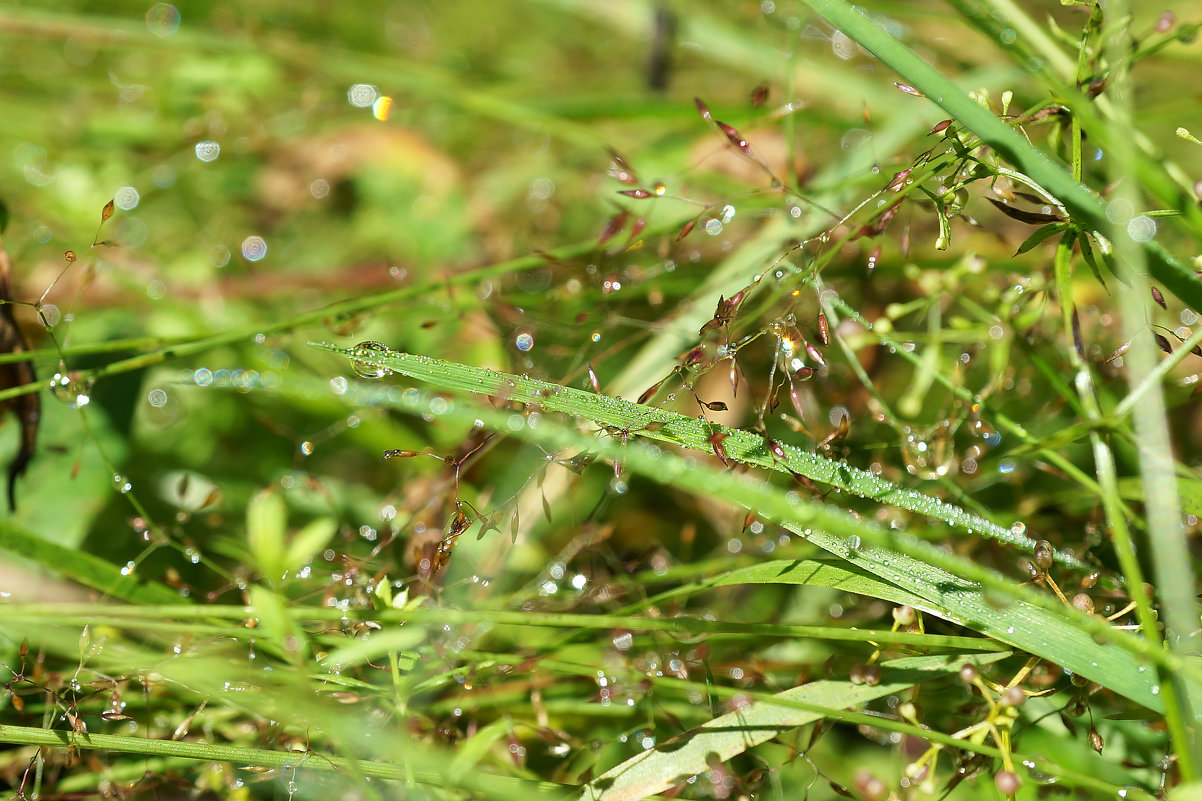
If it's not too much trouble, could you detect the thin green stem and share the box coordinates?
[0,723,567,798]
[1103,0,1200,777]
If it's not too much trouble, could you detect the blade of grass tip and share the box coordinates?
[798,0,1202,312]
[1103,0,1201,778]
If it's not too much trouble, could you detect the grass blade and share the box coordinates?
[306,348,1196,712]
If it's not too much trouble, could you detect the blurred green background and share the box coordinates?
[1,1,1200,797]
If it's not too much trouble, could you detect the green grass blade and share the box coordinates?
[320,341,1060,564]
[0,519,185,605]
[0,723,568,799]
[713,557,931,610]
[306,348,1196,712]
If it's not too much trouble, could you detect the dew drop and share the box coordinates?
[113,474,133,494]
[241,235,268,262]
[39,304,61,329]
[50,371,93,408]
[349,341,393,379]
[1126,215,1157,242]
[194,140,220,162]
[146,3,180,37]
[114,186,140,210]
[347,83,379,108]
[515,331,535,352]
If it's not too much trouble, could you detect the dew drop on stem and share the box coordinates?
[50,370,93,408]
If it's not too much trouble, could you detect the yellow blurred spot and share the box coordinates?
[372,96,393,121]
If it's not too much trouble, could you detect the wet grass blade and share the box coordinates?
[317,342,1056,562]
[0,518,185,605]
[304,348,1199,711]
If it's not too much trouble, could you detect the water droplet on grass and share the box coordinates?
[349,341,393,379]
[146,3,180,37]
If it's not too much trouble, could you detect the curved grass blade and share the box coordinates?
[712,557,929,609]
[302,351,1199,711]
[317,342,1068,565]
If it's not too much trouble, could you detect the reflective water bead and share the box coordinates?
[349,341,393,379]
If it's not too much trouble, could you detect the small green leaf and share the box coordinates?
[247,489,286,584]
[319,627,426,672]
[248,585,309,665]
[1015,222,1070,254]
[283,517,336,575]
[449,719,513,776]
[582,653,1006,801]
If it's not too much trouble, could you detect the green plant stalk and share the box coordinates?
[1103,0,1200,776]
[897,285,942,420]
[0,604,1006,652]
[0,724,568,798]
[814,280,903,434]
[954,0,1202,236]
[1046,140,1170,768]
[1113,324,1202,421]
[798,0,1202,312]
